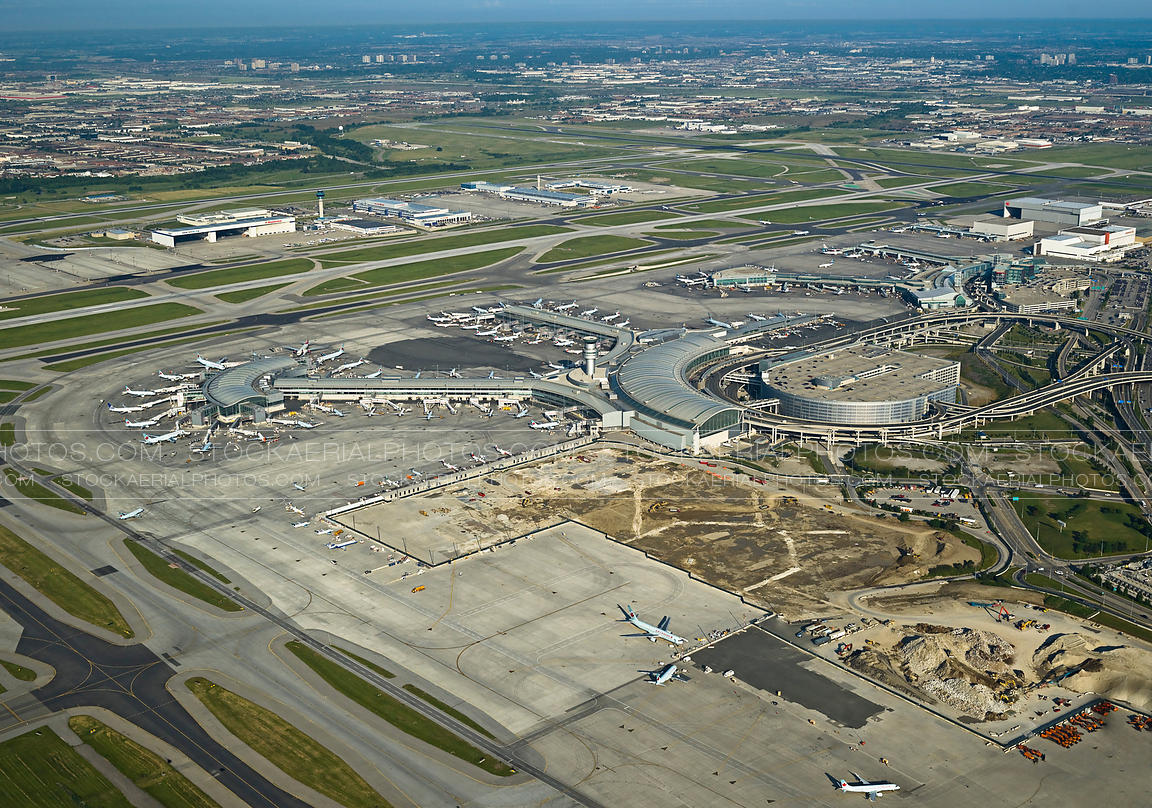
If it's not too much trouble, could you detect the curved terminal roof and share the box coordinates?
[611,332,736,429]
[204,355,300,408]
[498,305,635,364]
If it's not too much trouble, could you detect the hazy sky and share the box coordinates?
[4,0,1151,30]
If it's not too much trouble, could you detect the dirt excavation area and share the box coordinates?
[845,585,1152,723]
[352,448,979,611]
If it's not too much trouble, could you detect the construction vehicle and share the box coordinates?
[411,585,425,593]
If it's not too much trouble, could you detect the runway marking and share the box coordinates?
[427,560,457,630]
[0,697,22,725]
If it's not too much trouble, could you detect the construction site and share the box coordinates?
[339,447,983,611]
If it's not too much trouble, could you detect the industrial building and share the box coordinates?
[150,209,295,247]
[970,216,1034,241]
[351,198,473,228]
[1004,197,1103,227]
[759,345,960,425]
[460,181,597,208]
[328,219,405,236]
[547,179,632,195]
[1035,224,1137,261]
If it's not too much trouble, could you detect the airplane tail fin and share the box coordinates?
[838,780,849,790]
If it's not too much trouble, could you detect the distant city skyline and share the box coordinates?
[4,1,1152,31]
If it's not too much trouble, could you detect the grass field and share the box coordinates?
[285,641,513,776]
[974,410,1075,440]
[305,246,522,297]
[536,235,651,262]
[575,209,681,226]
[753,200,907,224]
[215,283,292,304]
[654,218,748,230]
[123,540,242,612]
[169,548,231,584]
[0,659,36,681]
[166,258,313,290]
[1009,490,1151,558]
[186,677,392,808]
[0,522,132,636]
[316,224,569,268]
[931,181,1019,198]
[43,333,220,372]
[616,168,767,193]
[334,646,394,678]
[401,684,496,740]
[0,424,13,447]
[3,469,86,515]
[0,303,201,350]
[682,193,780,213]
[0,288,150,322]
[646,229,718,240]
[0,727,131,808]
[1033,144,1152,171]
[52,475,93,500]
[68,715,223,808]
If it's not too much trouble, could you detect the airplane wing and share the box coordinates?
[657,616,671,631]
[672,672,691,682]
[850,772,871,785]
[867,793,877,802]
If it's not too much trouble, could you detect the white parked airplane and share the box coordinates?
[192,437,214,454]
[600,311,620,322]
[706,317,733,329]
[333,358,367,373]
[793,229,810,235]
[316,345,345,363]
[293,482,307,491]
[532,297,543,308]
[493,333,520,342]
[316,528,335,535]
[493,445,513,457]
[648,663,690,686]
[835,774,899,801]
[108,402,146,414]
[529,420,560,430]
[441,460,461,472]
[118,507,144,520]
[469,453,486,463]
[157,370,197,381]
[140,429,186,445]
[409,468,423,477]
[529,370,543,379]
[195,355,226,371]
[283,340,311,357]
[513,405,530,418]
[617,319,630,328]
[820,244,845,255]
[619,604,686,645]
[448,368,462,378]
[819,261,835,268]
[747,313,767,321]
[477,328,500,337]
[362,370,383,379]
[555,338,574,347]
[292,521,310,528]
[123,386,157,397]
[579,308,598,318]
[555,302,577,312]
[124,416,160,429]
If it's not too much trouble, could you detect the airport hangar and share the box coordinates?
[149,208,296,247]
[182,304,749,453]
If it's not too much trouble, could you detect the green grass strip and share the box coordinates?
[68,715,223,808]
[536,235,651,263]
[305,246,522,297]
[214,283,292,304]
[0,303,201,350]
[316,224,569,268]
[169,548,231,584]
[285,641,513,776]
[402,684,496,740]
[123,540,242,612]
[0,522,133,637]
[0,659,36,681]
[0,287,150,322]
[3,469,86,515]
[186,677,390,808]
[0,728,131,807]
[166,258,313,290]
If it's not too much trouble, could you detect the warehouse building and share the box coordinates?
[1035,224,1137,261]
[759,345,960,425]
[351,198,473,228]
[970,216,1035,241]
[461,181,597,208]
[1003,197,1102,227]
[150,209,296,247]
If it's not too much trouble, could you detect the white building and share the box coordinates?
[1035,225,1137,261]
[151,209,295,247]
[970,216,1034,241]
[1004,197,1103,227]
[351,198,473,228]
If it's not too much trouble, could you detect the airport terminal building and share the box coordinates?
[759,345,960,425]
